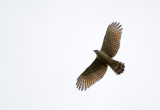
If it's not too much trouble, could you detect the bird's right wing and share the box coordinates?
[76,58,108,91]
[101,22,123,58]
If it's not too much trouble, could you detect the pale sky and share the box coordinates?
[1,0,160,110]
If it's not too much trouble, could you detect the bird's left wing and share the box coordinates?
[76,58,108,91]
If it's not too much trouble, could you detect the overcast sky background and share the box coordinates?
[1,0,160,110]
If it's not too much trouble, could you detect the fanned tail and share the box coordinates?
[109,60,125,75]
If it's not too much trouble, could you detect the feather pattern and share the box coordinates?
[101,22,123,57]
[76,58,108,91]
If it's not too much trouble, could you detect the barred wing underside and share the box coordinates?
[101,22,123,58]
[76,58,108,91]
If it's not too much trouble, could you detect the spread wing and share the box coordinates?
[76,58,108,91]
[101,22,123,58]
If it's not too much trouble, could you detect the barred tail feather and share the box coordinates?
[109,60,125,75]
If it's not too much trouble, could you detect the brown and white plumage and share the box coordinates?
[76,58,108,91]
[76,22,125,91]
[101,22,123,58]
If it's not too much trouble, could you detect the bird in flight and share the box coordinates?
[76,22,125,91]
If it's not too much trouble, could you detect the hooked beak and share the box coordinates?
[93,50,99,54]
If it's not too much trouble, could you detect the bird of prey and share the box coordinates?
[76,22,125,91]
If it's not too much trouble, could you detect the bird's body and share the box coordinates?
[94,50,112,65]
[94,50,124,74]
[76,22,125,91]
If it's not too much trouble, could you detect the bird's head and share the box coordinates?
[93,50,99,55]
